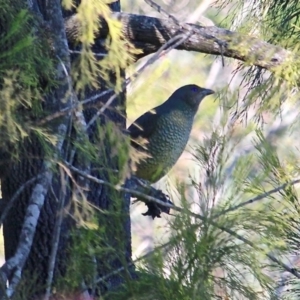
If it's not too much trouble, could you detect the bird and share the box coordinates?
[128,84,214,183]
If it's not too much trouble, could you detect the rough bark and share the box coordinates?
[0,0,133,298]
[65,12,293,70]
[0,0,74,295]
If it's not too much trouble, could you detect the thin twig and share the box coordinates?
[69,50,107,57]
[144,0,226,49]
[211,219,300,279]
[274,254,300,298]
[37,89,113,125]
[214,178,300,218]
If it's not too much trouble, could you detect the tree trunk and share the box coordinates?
[0,1,133,297]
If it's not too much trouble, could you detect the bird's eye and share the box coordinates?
[191,86,199,92]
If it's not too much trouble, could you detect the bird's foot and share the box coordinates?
[130,176,174,219]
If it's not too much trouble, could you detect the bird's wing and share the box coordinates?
[128,109,160,148]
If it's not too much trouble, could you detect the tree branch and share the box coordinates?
[65,12,293,70]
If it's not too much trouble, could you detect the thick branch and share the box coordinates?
[65,12,293,70]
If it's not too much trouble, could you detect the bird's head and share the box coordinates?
[171,84,214,110]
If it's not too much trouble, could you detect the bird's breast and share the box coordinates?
[152,110,193,157]
[135,109,195,182]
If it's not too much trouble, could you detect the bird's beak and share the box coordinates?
[202,89,215,96]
